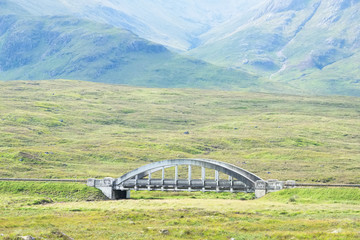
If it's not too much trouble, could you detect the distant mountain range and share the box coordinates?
[1,0,360,96]
[0,0,257,89]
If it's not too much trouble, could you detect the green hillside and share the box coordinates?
[1,0,360,95]
[189,0,360,96]
[0,80,359,183]
[0,13,256,90]
[10,0,262,51]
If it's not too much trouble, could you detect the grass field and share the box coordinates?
[0,80,359,183]
[0,79,359,239]
[0,181,359,239]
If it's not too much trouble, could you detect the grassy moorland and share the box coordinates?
[0,80,359,182]
[0,182,359,239]
[0,80,359,239]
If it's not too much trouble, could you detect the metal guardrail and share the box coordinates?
[0,178,359,188]
[0,178,87,183]
[285,183,360,188]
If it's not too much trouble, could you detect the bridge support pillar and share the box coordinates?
[255,180,267,198]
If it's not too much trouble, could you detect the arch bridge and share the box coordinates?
[87,159,286,199]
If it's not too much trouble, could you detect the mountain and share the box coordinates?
[2,0,360,95]
[0,0,28,15]
[10,0,263,51]
[0,1,257,89]
[189,0,360,95]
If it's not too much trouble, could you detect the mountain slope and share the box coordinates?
[0,10,257,89]
[11,0,263,51]
[0,0,28,15]
[2,0,360,95]
[189,0,360,96]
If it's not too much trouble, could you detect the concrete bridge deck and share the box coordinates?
[113,178,248,192]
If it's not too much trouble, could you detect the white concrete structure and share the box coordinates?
[87,159,287,199]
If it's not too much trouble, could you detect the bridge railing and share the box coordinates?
[0,178,86,183]
[0,178,359,200]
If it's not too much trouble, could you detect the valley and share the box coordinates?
[0,1,360,239]
[1,0,360,95]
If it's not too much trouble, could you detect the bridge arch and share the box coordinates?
[114,158,262,190]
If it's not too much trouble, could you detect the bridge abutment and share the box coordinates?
[255,180,267,198]
[87,178,130,200]
[255,179,288,198]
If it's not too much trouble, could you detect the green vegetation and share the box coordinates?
[0,80,359,183]
[264,188,360,204]
[0,181,106,202]
[0,182,359,239]
[189,0,360,96]
[0,11,256,90]
[0,80,359,239]
[3,1,360,96]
